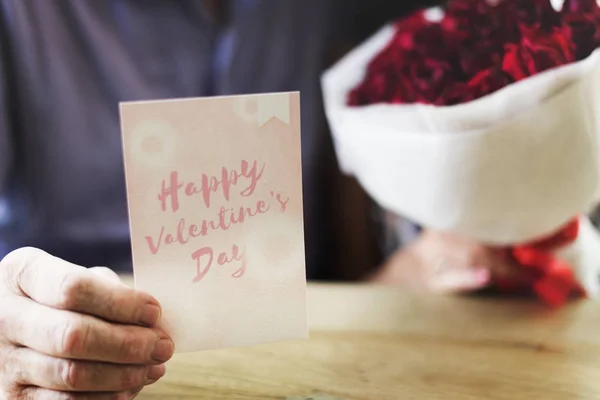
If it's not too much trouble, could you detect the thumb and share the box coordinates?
[89,266,122,284]
[430,267,490,293]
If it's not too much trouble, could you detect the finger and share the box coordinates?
[486,252,535,283]
[19,387,142,399]
[3,296,174,364]
[430,267,490,293]
[10,347,165,392]
[89,267,121,285]
[0,247,162,327]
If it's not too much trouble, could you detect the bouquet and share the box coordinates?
[322,0,600,306]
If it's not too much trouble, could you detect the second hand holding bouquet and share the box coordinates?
[323,0,600,306]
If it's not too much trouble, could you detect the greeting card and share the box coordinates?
[120,92,307,352]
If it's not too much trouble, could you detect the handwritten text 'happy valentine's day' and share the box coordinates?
[144,160,289,282]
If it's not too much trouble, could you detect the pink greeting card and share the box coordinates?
[120,92,307,352]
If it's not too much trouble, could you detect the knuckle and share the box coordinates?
[116,330,146,362]
[54,392,78,400]
[0,346,23,383]
[58,359,82,391]
[57,273,87,310]
[57,318,92,356]
[9,387,36,400]
[0,247,40,269]
[89,266,120,282]
[120,366,146,389]
[50,391,78,400]
[18,387,79,400]
[0,247,44,293]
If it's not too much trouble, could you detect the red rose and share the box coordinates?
[440,4,485,42]
[348,44,400,105]
[409,24,460,61]
[436,67,513,105]
[389,72,421,104]
[465,67,514,101]
[392,11,430,51]
[348,37,414,106]
[562,0,600,13]
[502,26,575,81]
[445,0,494,17]
[350,54,454,105]
[562,11,600,59]
[444,2,523,74]
[363,41,402,77]
[403,55,454,103]
[498,0,560,29]
[459,47,504,79]
[434,81,469,106]
[348,73,388,106]
[446,0,515,39]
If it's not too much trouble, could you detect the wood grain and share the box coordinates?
[120,276,600,399]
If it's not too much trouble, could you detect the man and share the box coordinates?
[0,0,514,398]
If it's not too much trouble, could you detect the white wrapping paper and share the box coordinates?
[322,25,600,295]
[322,25,600,246]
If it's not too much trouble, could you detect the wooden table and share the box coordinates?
[121,276,600,399]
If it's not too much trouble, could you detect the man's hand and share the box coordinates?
[0,247,174,399]
[370,229,528,293]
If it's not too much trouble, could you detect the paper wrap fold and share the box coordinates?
[322,25,600,296]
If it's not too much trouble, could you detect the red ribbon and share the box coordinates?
[495,216,586,307]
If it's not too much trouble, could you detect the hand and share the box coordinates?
[370,229,527,293]
[0,247,175,399]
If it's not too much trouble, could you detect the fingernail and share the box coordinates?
[147,364,166,381]
[140,304,161,327]
[152,338,174,362]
